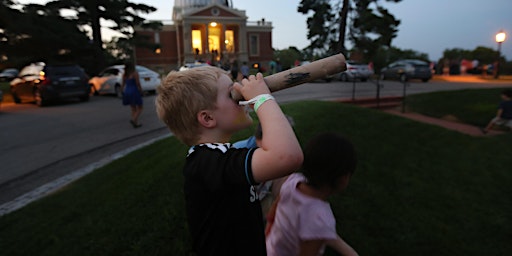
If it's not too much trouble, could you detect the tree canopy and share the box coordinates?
[0,0,160,74]
[298,0,401,62]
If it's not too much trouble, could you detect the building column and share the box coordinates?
[183,20,195,63]
[238,21,248,63]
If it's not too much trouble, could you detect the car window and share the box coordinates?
[19,65,42,77]
[407,60,428,67]
[45,65,83,76]
[136,66,151,72]
[101,68,119,76]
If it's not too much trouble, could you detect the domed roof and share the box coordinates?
[174,0,232,9]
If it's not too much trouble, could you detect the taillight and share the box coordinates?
[39,71,51,85]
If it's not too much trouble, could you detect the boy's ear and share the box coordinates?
[197,110,216,128]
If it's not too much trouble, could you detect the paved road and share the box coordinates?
[0,77,510,206]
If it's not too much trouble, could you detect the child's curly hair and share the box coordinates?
[300,132,357,190]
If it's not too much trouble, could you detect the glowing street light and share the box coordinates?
[494,30,506,79]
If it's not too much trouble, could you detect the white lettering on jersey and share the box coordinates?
[249,185,259,202]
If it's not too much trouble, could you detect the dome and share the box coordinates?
[174,0,233,9]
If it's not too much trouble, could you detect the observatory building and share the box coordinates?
[135,0,274,73]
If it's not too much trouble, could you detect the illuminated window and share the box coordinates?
[249,34,259,56]
[192,30,202,54]
[225,30,234,53]
[208,23,221,59]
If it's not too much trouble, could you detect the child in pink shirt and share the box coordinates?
[266,132,358,256]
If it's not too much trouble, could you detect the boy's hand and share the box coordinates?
[233,73,271,101]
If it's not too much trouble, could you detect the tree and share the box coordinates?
[349,0,401,61]
[1,0,161,74]
[44,0,160,73]
[298,0,335,58]
[337,0,350,55]
[298,0,401,62]
[274,47,304,70]
[0,1,94,69]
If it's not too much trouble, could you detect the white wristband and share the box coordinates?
[238,94,275,112]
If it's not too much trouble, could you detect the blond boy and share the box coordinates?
[155,66,303,255]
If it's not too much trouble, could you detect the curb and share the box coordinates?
[0,134,170,217]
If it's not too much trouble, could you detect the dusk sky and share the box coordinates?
[17,0,512,62]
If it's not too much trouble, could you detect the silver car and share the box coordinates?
[380,59,432,82]
[338,61,374,82]
[89,65,161,97]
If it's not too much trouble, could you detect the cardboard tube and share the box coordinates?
[231,53,347,101]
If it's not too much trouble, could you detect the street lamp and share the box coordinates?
[494,30,506,79]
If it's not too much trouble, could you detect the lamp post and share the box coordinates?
[494,30,506,79]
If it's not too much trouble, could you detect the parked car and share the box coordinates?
[0,89,3,104]
[338,61,374,82]
[380,59,432,82]
[89,65,161,97]
[179,62,210,71]
[0,68,19,82]
[10,63,90,106]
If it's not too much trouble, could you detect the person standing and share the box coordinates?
[240,61,250,79]
[121,61,143,128]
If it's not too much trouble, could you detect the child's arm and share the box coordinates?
[265,194,279,236]
[326,236,359,256]
[233,73,303,183]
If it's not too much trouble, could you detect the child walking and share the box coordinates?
[266,132,359,256]
[155,66,303,255]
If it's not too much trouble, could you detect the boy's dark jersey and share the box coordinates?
[184,143,266,256]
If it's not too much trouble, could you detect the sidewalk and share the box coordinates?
[432,74,512,83]
[383,109,504,137]
[338,97,505,137]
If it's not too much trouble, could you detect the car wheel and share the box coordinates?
[11,92,21,104]
[340,73,348,82]
[79,94,90,102]
[399,74,408,83]
[91,85,99,96]
[115,84,122,98]
[34,90,46,107]
[421,78,430,82]
[361,78,368,82]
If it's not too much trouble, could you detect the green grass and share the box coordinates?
[1,92,511,256]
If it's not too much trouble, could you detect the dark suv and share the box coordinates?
[10,62,90,106]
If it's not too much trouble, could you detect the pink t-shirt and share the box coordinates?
[266,173,338,256]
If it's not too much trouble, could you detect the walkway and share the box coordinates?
[383,109,504,136]
[337,95,505,137]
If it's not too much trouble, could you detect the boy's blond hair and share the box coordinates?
[155,66,227,146]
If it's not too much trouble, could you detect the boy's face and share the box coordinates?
[211,74,253,133]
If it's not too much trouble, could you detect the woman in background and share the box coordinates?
[121,61,143,128]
